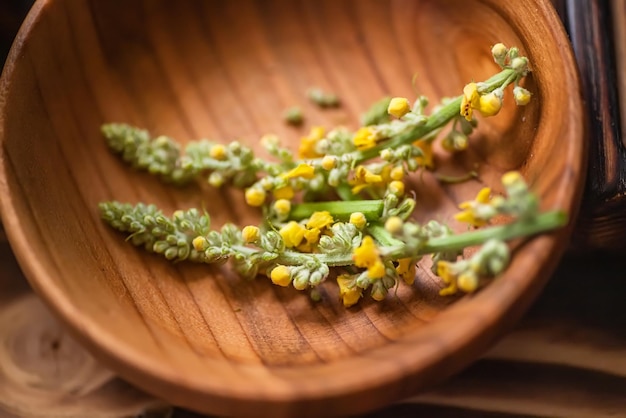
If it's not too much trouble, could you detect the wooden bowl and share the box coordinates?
[0,0,585,416]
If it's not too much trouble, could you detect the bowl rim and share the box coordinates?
[0,0,587,416]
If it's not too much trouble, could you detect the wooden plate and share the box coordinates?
[0,0,585,416]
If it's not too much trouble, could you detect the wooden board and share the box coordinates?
[2,226,626,417]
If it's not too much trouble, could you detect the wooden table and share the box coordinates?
[4,213,626,418]
[2,1,626,417]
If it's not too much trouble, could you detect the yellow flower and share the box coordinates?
[245,187,266,207]
[349,212,367,229]
[396,258,416,285]
[501,171,523,187]
[273,199,291,218]
[353,126,378,150]
[303,227,321,245]
[390,166,404,181]
[474,187,492,204]
[298,136,320,159]
[384,216,404,234]
[279,221,306,248]
[437,261,458,296]
[457,272,478,293]
[242,226,260,243]
[273,186,294,200]
[454,187,492,227]
[281,163,315,180]
[192,236,208,252]
[350,165,384,194]
[270,265,292,287]
[460,82,503,120]
[478,91,503,117]
[210,144,227,160]
[309,126,326,141]
[306,211,334,230]
[460,82,481,121]
[298,126,325,159]
[353,236,385,279]
[387,97,411,118]
[321,155,337,170]
[337,275,363,307]
[413,139,434,169]
[368,261,386,279]
[513,86,531,106]
[388,180,405,196]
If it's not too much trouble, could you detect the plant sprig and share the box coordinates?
[99,43,563,307]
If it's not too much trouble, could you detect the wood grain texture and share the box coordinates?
[612,0,626,147]
[3,236,626,417]
[564,0,626,250]
[0,237,172,418]
[0,0,585,417]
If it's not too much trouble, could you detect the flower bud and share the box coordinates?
[270,265,292,287]
[242,226,261,244]
[513,86,532,106]
[477,90,503,117]
[384,216,404,234]
[370,281,388,301]
[457,272,478,293]
[210,144,227,160]
[349,212,367,229]
[245,187,266,207]
[387,97,411,118]
[321,155,337,170]
[511,56,528,74]
[208,172,225,187]
[491,42,508,66]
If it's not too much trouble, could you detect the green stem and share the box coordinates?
[353,68,517,164]
[312,210,567,266]
[290,200,384,221]
[367,223,404,247]
[393,211,567,258]
[434,170,479,184]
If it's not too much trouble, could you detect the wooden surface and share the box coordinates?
[0,0,586,415]
[0,1,622,418]
[5,219,626,418]
[564,0,626,249]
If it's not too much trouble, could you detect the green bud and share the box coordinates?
[152,240,170,254]
[356,273,371,289]
[309,272,323,286]
[129,221,144,232]
[328,168,342,187]
[292,268,310,290]
[207,230,223,246]
[310,289,322,302]
[283,106,304,125]
[261,231,284,253]
[261,252,279,262]
[204,247,223,262]
[177,246,190,260]
[164,247,179,260]
[208,172,225,188]
[370,281,387,301]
